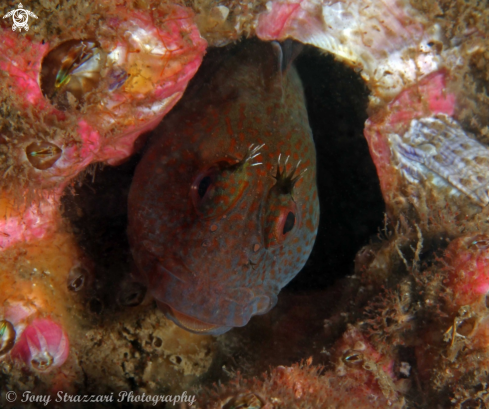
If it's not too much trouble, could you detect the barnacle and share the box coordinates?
[11,318,69,372]
[25,141,62,170]
[67,265,87,292]
[117,280,147,307]
[40,39,106,110]
[31,351,54,371]
[342,350,364,367]
[0,320,15,356]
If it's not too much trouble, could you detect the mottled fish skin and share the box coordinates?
[390,115,489,206]
[128,41,319,335]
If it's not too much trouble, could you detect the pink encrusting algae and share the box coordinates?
[439,234,489,312]
[0,31,52,109]
[0,195,60,250]
[0,3,207,250]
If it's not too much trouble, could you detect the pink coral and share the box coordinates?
[256,0,324,42]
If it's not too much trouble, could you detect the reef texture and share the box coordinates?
[0,0,489,406]
[0,0,207,249]
[0,227,216,405]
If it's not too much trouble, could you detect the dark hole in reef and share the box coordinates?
[153,337,163,348]
[60,44,383,326]
[61,159,139,312]
[287,46,384,292]
[118,281,147,307]
[89,297,104,315]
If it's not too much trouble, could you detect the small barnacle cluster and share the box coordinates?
[77,307,216,395]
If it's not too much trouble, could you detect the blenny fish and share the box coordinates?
[128,40,319,335]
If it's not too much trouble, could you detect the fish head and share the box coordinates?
[128,41,319,335]
[129,130,318,334]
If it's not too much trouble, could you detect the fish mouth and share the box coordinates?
[158,302,231,335]
[151,258,275,333]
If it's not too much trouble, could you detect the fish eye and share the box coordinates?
[198,175,212,198]
[263,155,306,248]
[283,211,295,235]
[190,145,263,219]
[190,160,249,219]
[264,198,299,249]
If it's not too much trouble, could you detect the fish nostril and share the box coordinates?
[241,250,259,269]
[246,259,258,270]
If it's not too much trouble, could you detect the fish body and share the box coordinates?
[128,40,319,334]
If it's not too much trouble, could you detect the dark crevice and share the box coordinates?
[287,46,384,292]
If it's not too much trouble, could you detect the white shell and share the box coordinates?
[389,115,489,206]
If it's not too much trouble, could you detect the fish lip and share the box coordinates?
[151,259,276,329]
[158,302,231,335]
